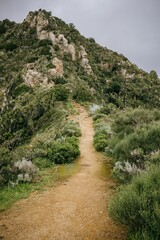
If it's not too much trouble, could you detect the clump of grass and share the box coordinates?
[0,160,80,211]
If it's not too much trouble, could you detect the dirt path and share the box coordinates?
[0,104,126,240]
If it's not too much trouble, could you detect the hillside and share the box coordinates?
[0,10,160,151]
[0,9,159,183]
[0,9,160,240]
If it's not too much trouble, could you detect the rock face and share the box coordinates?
[22,64,49,87]
[121,69,135,79]
[48,58,64,78]
[79,46,92,74]
[68,44,76,61]
[25,12,76,61]
[25,11,49,39]
[36,11,49,33]
[49,32,56,44]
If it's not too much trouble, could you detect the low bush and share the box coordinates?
[54,85,69,101]
[12,158,39,185]
[72,82,93,102]
[112,160,142,183]
[113,124,160,163]
[93,132,108,152]
[99,103,116,115]
[93,117,111,152]
[47,137,80,164]
[61,121,81,137]
[92,113,106,121]
[109,165,160,240]
[112,108,160,139]
[0,147,13,187]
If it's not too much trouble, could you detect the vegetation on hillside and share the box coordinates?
[92,106,160,239]
[1,10,160,238]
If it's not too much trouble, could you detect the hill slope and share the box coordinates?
[0,9,160,184]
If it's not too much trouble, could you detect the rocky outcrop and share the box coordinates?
[22,64,49,87]
[68,44,76,61]
[79,46,92,74]
[25,11,49,39]
[38,30,49,40]
[49,32,56,45]
[121,69,135,79]
[58,34,68,50]
[25,11,76,61]
[55,34,76,60]
[48,57,64,78]
[36,11,49,33]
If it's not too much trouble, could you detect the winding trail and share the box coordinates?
[0,104,126,240]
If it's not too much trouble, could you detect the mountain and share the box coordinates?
[0,9,160,154]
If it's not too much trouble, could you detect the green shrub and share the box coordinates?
[112,108,160,139]
[37,39,52,47]
[0,147,13,186]
[5,41,18,51]
[47,137,80,164]
[73,82,93,102]
[113,124,160,163]
[109,165,160,240]
[92,113,106,121]
[53,77,67,85]
[10,84,33,98]
[99,103,116,115]
[93,132,108,151]
[61,121,81,137]
[54,85,69,101]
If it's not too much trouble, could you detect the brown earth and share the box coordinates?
[0,104,126,240]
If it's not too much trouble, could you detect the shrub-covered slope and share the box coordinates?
[0,9,160,188]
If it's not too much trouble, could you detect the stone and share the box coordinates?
[23,69,49,87]
[68,44,76,61]
[49,32,56,44]
[48,57,64,77]
[37,30,49,40]
[79,45,92,75]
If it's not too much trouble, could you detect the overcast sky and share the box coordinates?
[0,0,160,75]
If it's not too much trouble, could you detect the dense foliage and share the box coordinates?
[92,107,160,239]
[109,165,160,240]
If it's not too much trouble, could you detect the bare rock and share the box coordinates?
[37,30,49,40]
[23,68,49,87]
[58,34,68,47]
[68,44,76,61]
[49,32,56,45]
[36,11,49,33]
[80,45,92,74]
[121,69,135,79]
[48,57,64,77]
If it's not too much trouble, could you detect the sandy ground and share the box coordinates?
[0,104,126,240]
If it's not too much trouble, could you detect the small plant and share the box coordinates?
[93,132,108,152]
[47,137,80,164]
[13,158,39,184]
[0,147,13,187]
[93,120,111,152]
[61,121,81,137]
[112,160,142,183]
[54,85,69,101]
